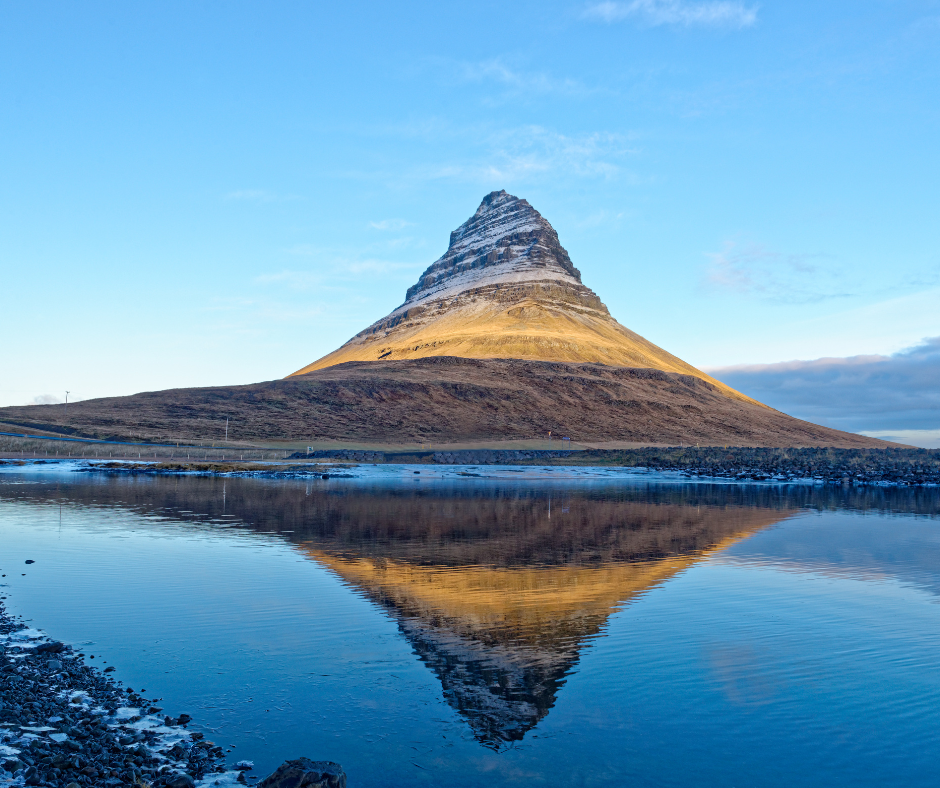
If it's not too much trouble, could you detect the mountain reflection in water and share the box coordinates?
[297,497,793,748]
[6,476,937,750]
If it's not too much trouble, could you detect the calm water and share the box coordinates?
[2,466,940,787]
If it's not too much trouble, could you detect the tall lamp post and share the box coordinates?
[65,391,70,422]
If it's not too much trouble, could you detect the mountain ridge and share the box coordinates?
[0,356,893,447]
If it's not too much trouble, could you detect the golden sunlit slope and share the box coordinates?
[288,191,763,408]
[294,281,761,406]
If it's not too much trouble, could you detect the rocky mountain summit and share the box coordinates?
[289,191,758,406]
[402,189,585,305]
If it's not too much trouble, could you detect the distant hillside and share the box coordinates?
[0,357,893,447]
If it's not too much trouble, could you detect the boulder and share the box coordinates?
[164,775,195,788]
[258,758,346,788]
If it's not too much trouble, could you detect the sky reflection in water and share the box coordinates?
[1,469,939,787]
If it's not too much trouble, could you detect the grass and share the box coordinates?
[0,434,291,462]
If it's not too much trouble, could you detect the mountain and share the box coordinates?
[0,356,892,446]
[0,191,898,447]
[290,190,758,407]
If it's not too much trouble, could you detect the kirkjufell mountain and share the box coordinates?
[290,190,757,406]
[0,192,896,446]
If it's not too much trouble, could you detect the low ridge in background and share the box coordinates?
[0,192,897,448]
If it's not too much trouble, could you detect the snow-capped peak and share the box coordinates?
[401,191,583,309]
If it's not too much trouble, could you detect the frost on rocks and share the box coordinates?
[196,770,244,787]
[1,601,230,788]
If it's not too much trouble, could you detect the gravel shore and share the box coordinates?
[0,600,242,788]
[296,446,940,485]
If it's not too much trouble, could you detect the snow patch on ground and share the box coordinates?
[396,266,579,315]
[196,771,245,787]
[0,630,45,646]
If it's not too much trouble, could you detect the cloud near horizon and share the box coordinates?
[583,0,758,28]
[30,394,65,405]
[702,241,850,303]
[709,337,940,446]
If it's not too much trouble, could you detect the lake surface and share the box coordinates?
[2,465,940,787]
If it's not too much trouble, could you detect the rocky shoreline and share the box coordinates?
[0,600,236,788]
[0,602,346,788]
[293,446,940,486]
[4,446,940,487]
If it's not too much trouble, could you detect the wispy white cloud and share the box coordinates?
[456,58,588,96]
[340,119,642,188]
[370,218,413,231]
[575,208,628,229]
[419,125,638,184]
[201,295,350,328]
[583,0,758,29]
[257,258,423,291]
[702,241,848,303]
[223,189,302,203]
[381,236,422,250]
[283,243,318,256]
[346,259,423,275]
[255,270,325,289]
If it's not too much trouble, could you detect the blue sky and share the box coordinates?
[1,2,938,442]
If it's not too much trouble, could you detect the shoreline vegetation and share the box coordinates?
[1,445,939,486]
[0,601,346,788]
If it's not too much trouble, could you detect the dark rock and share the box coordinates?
[164,775,196,788]
[35,641,64,654]
[177,713,192,724]
[258,758,346,788]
